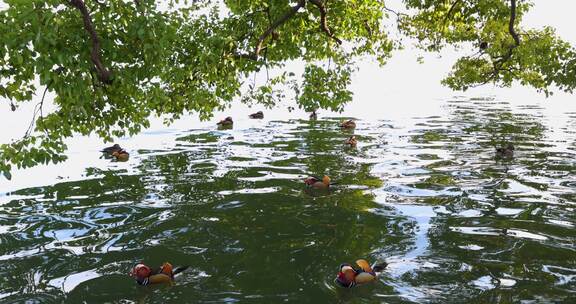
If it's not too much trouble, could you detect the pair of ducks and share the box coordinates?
[340,120,357,147]
[304,175,332,189]
[101,144,129,161]
[130,262,188,285]
[216,111,265,128]
[336,259,387,288]
[308,111,356,128]
[130,260,385,288]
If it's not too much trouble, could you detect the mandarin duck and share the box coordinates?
[249,111,264,119]
[335,259,386,288]
[304,175,331,189]
[101,144,122,154]
[111,149,129,161]
[217,117,233,128]
[339,120,356,129]
[130,262,188,286]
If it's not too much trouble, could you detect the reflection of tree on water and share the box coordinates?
[396,99,575,302]
[3,119,405,302]
[2,100,575,302]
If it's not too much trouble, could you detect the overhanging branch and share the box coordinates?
[69,0,113,84]
[444,0,462,23]
[309,0,342,45]
[488,0,521,78]
[508,0,520,47]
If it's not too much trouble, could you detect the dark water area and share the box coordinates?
[1,99,575,303]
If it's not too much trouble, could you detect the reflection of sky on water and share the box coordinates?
[0,95,574,302]
[2,1,576,190]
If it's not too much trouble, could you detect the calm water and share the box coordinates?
[0,98,575,303]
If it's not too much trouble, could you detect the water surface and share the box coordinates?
[1,98,575,303]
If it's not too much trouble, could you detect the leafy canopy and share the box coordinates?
[1,0,575,178]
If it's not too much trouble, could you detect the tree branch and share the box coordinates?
[308,0,342,45]
[444,0,462,24]
[508,0,520,47]
[69,0,113,84]
[484,0,521,81]
[253,0,306,60]
[25,80,53,138]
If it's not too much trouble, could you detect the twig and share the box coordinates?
[383,5,407,18]
[363,20,372,37]
[24,81,52,138]
[38,83,50,133]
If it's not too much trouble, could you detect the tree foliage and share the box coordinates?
[1,0,575,178]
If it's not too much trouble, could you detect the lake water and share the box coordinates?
[0,97,575,303]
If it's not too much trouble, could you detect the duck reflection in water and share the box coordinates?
[495,143,514,159]
[345,136,358,148]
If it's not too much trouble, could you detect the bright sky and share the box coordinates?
[344,0,576,119]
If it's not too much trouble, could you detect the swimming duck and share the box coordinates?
[495,143,514,159]
[345,136,357,147]
[217,117,233,128]
[310,111,318,120]
[335,259,386,288]
[101,144,122,154]
[130,262,188,286]
[111,149,129,161]
[339,120,356,129]
[249,111,264,119]
[304,175,331,189]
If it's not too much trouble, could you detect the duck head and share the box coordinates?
[336,264,357,288]
[304,176,317,185]
[130,263,152,281]
[102,143,122,153]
